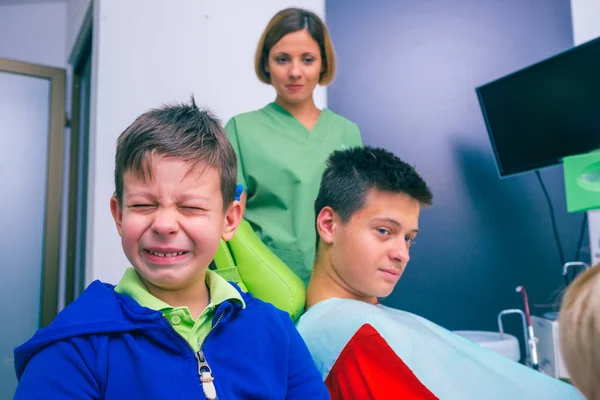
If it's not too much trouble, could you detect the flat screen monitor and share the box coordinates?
[476,36,600,177]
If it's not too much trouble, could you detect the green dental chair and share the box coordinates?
[211,219,306,321]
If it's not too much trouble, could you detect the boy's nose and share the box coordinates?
[151,209,179,235]
[389,241,410,265]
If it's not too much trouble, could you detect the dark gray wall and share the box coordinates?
[326,0,588,333]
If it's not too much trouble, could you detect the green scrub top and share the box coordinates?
[225,102,362,285]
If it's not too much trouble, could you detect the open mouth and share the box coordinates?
[144,250,188,258]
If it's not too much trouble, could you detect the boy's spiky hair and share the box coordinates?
[315,146,433,225]
[114,96,237,208]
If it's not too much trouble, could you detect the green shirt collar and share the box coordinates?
[115,267,245,311]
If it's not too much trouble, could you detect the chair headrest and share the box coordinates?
[212,219,306,321]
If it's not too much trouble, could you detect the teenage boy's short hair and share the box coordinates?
[114,96,237,208]
[315,146,433,225]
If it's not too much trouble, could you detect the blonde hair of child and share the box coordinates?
[559,263,600,400]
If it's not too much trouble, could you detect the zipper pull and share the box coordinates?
[196,350,217,400]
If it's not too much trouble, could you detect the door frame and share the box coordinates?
[0,58,66,327]
[65,2,93,306]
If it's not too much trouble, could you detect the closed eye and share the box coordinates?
[179,206,208,213]
[130,204,154,209]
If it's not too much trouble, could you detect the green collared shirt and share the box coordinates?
[115,268,245,351]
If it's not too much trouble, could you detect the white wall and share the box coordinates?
[570,0,600,266]
[0,2,67,68]
[571,0,600,44]
[87,0,327,284]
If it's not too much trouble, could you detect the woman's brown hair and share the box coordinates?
[254,8,336,85]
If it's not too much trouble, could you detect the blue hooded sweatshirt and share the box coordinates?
[13,280,329,399]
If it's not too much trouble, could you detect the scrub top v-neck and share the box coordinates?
[225,102,362,285]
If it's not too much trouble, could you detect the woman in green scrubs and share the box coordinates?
[225,8,362,285]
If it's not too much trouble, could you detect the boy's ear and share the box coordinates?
[316,206,337,245]
[110,195,124,236]
[222,200,242,241]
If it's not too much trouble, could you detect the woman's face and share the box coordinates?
[266,29,323,106]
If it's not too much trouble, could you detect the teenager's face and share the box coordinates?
[318,189,421,303]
